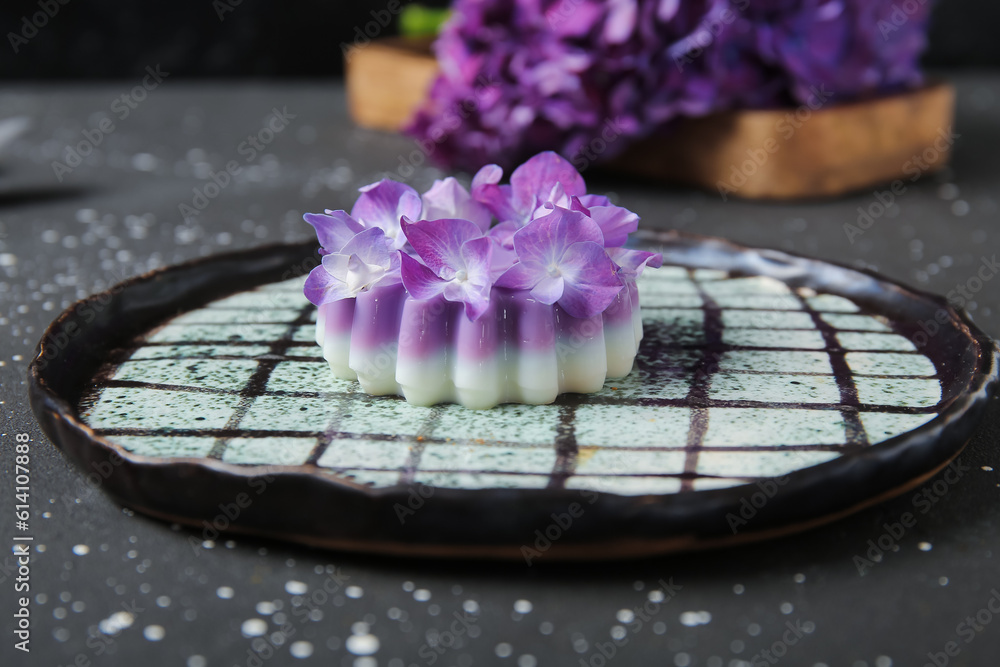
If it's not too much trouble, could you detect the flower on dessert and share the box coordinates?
[405,0,934,171]
[304,210,364,255]
[304,227,400,305]
[351,179,422,249]
[607,247,664,278]
[472,151,639,246]
[303,151,663,319]
[571,196,639,248]
[496,207,624,318]
[304,179,421,255]
[420,177,492,232]
[399,217,495,320]
[471,151,585,226]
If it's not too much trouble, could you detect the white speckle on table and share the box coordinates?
[131,153,159,171]
[240,618,267,637]
[290,640,314,658]
[98,611,134,635]
[285,580,307,595]
[679,610,712,627]
[346,628,379,656]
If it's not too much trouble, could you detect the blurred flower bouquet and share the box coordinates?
[346,0,952,199]
[407,0,935,172]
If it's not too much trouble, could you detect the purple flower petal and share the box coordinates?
[510,151,586,216]
[421,177,493,232]
[658,0,680,22]
[458,236,494,287]
[603,0,637,44]
[351,179,422,249]
[496,260,543,290]
[488,220,520,250]
[489,245,518,280]
[568,195,591,216]
[588,205,640,247]
[511,207,604,267]
[443,276,493,320]
[304,210,364,254]
[341,226,395,269]
[529,275,565,305]
[472,164,503,190]
[304,263,352,305]
[303,224,404,305]
[399,251,447,300]
[401,217,483,277]
[557,241,625,318]
[578,194,611,208]
[607,247,664,277]
[472,164,519,224]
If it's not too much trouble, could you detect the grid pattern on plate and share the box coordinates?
[78,267,944,496]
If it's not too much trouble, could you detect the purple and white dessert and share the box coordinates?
[305,152,662,409]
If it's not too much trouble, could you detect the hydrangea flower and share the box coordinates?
[303,210,363,255]
[303,151,663,320]
[305,180,421,255]
[471,151,585,225]
[495,207,624,318]
[304,227,401,305]
[405,0,934,171]
[420,177,492,232]
[399,217,495,320]
[472,152,639,246]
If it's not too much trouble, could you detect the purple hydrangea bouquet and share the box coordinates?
[405,0,935,171]
[304,152,662,408]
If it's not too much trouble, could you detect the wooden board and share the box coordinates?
[346,36,439,132]
[345,38,955,200]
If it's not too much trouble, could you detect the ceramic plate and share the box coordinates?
[29,232,998,559]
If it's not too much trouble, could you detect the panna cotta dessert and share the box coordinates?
[304,152,661,409]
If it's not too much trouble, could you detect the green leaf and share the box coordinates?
[399,4,452,38]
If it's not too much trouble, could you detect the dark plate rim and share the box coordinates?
[27,231,1000,560]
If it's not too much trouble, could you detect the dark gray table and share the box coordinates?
[1,75,998,667]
